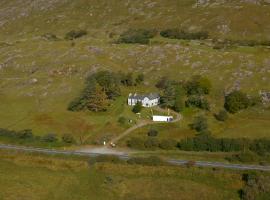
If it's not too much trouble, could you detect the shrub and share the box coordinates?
[190,116,208,133]
[132,102,143,113]
[214,110,228,121]
[144,138,159,149]
[160,29,209,40]
[42,133,58,143]
[62,134,75,144]
[118,29,157,44]
[224,91,250,113]
[127,156,166,166]
[118,116,127,125]
[147,129,158,137]
[159,139,177,150]
[65,30,87,40]
[135,73,144,85]
[16,129,33,139]
[127,137,145,149]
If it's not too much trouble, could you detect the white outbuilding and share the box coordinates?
[152,115,174,122]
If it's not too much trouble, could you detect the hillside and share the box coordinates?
[0,0,270,144]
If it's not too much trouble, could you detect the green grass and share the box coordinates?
[0,0,270,144]
[0,149,247,200]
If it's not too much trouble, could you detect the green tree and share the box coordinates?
[160,82,176,108]
[224,91,250,113]
[132,102,143,113]
[185,75,212,95]
[174,87,185,112]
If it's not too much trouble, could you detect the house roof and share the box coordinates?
[128,93,160,101]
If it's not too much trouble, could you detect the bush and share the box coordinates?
[16,129,33,139]
[118,29,157,44]
[127,137,145,149]
[214,110,228,121]
[160,29,209,40]
[132,102,143,113]
[147,129,158,137]
[42,133,58,143]
[224,91,250,114]
[62,134,75,144]
[65,30,87,40]
[118,116,127,125]
[135,73,144,85]
[127,156,166,166]
[144,138,159,150]
[190,115,208,133]
[159,139,177,150]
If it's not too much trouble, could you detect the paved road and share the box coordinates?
[1,144,270,171]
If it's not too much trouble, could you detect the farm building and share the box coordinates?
[152,115,174,122]
[128,93,160,107]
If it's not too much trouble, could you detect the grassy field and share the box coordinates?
[0,149,249,200]
[0,0,270,144]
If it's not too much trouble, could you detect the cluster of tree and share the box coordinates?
[0,128,75,146]
[240,172,270,200]
[127,137,178,150]
[68,71,144,112]
[224,90,258,114]
[117,29,157,44]
[119,72,144,86]
[156,77,185,112]
[126,126,270,155]
[160,29,209,40]
[179,135,270,154]
[157,75,211,112]
[65,30,88,40]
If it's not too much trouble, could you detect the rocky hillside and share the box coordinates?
[0,0,270,139]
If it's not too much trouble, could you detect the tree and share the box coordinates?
[155,76,170,89]
[132,102,142,113]
[224,91,250,113]
[160,82,176,108]
[174,87,185,112]
[190,115,208,133]
[93,71,121,99]
[87,83,109,112]
[185,75,212,95]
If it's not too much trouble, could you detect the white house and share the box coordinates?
[152,115,174,122]
[128,93,160,107]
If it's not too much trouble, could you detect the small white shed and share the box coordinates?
[152,115,173,122]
